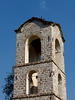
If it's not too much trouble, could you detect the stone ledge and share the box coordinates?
[12,92,62,100]
[14,60,65,75]
[14,60,52,67]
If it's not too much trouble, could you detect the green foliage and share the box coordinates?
[3,67,14,100]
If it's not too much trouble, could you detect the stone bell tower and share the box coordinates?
[13,17,67,100]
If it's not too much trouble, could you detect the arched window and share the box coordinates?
[25,35,41,63]
[55,39,61,67]
[29,36,41,62]
[58,74,62,98]
[26,70,38,94]
[55,39,61,53]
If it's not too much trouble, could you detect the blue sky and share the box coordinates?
[0,0,75,100]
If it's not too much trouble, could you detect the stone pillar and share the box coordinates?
[25,39,29,63]
[26,74,30,94]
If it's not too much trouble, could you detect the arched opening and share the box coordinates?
[55,39,61,67]
[25,35,41,63]
[58,74,62,98]
[26,70,38,94]
[29,35,41,63]
[55,39,61,53]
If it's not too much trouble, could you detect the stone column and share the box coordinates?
[25,39,29,63]
[26,74,30,94]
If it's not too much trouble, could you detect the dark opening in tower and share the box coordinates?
[29,36,41,63]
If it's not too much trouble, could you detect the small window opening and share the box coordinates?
[48,36,50,42]
[36,76,38,79]
[58,74,62,98]
[15,76,17,80]
[28,70,38,94]
[55,39,61,53]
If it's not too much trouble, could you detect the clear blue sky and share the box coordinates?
[0,0,75,100]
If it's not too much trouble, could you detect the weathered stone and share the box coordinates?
[13,17,67,100]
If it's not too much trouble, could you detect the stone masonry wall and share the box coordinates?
[16,21,52,66]
[13,96,50,100]
[13,19,67,100]
[52,62,67,100]
[51,26,67,100]
[13,95,56,100]
[51,25,65,72]
[13,95,60,100]
[13,62,53,98]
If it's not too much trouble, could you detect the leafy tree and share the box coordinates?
[3,67,14,100]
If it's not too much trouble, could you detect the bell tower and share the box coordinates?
[13,17,67,100]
